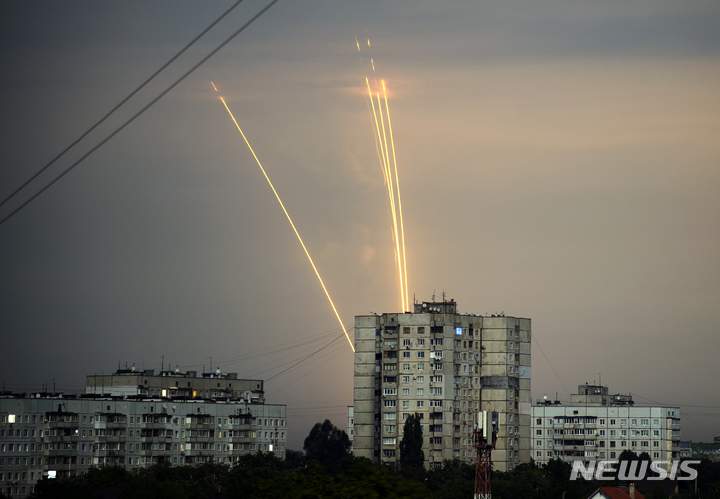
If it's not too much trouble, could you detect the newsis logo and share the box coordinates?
[570,460,700,481]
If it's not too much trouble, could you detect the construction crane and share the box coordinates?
[472,410,498,499]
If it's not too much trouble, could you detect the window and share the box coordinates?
[417,364,425,371]
[402,388,410,395]
[417,388,424,396]
[383,388,397,396]
[641,419,649,426]
[610,419,616,426]
[417,376,424,383]
[383,413,397,420]
[455,327,462,335]
[403,352,410,358]
[403,339,411,346]
[402,376,410,383]
[431,363,443,370]
[402,401,410,408]
[384,400,396,407]
[430,387,442,395]
[403,327,410,334]
[418,339,425,346]
[384,425,396,433]
[382,437,396,445]
[536,430,542,436]
[536,418,542,425]
[417,352,425,358]
[653,419,659,426]
[418,327,425,334]
[417,401,424,408]
[402,364,410,371]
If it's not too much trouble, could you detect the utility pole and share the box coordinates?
[472,410,498,499]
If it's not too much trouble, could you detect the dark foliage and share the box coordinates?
[302,419,351,469]
[399,413,425,470]
[25,425,720,499]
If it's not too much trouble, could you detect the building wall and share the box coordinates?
[352,301,531,471]
[531,405,681,468]
[0,387,286,497]
[86,370,264,403]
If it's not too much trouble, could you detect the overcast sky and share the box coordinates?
[1,0,719,449]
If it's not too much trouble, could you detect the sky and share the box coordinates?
[1,0,719,450]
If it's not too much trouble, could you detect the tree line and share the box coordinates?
[19,417,720,499]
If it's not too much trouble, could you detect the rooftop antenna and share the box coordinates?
[162,355,164,373]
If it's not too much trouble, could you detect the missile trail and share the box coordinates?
[383,80,409,311]
[358,42,411,312]
[212,83,355,353]
[366,78,404,312]
[377,91,405,312]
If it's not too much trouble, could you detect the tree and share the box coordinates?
[303,419,351,467]
[399,413,424,468]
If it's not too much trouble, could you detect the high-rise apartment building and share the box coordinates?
[532,384,681,469]
[353,300,531,471]
[0,368,286,497]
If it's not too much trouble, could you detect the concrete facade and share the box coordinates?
[353,300,531,471]
[531,385,681,469]
[0,369,286,497]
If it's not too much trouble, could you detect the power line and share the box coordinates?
[0,0,281,228]
[0,0,245,211]
[532,332,572,399]
[182,327,345,370]
[269,342,346,394]
[266,333,345,382]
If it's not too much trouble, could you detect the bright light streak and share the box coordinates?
[355,37,360,52]
[376,90,405,312]
[366,78,391,188]
[211,81,218,91]
[371,58,375,72]
[213,85,354,352]
[367,38,370,47]
[383,80,409,311]
[365,77,405,310]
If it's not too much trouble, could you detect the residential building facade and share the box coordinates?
[353,299,531,471]
[532,384,681,469]
[0,368,286,497]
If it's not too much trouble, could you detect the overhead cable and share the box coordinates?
[0,0,281,228]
